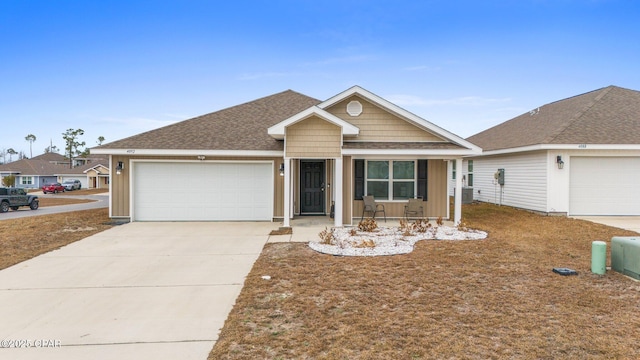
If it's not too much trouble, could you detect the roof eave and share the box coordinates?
[90,148,284,157]
[473,143,640,156]
[342,148,482,156]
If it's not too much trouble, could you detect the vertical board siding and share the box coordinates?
[325,95,446,142]
[342,156,352,225]
[111,155,130,217]
[470,152,548,212]
[426,160,448,217]
[285,116,341,158]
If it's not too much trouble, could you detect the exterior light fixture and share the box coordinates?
[115,161,125,175]
[279,163,285,176]
[556,156,564,170]
[197,155,205,161]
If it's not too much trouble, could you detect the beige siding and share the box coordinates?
[350,159,448,220]
[342,156,352,225]
[110,156,284,219]
[326,95,446,142]
[326,159,333,215]
[426,160,448,218]
[293,159,300,214]
[285,116,341,158]
[111,155,130,217]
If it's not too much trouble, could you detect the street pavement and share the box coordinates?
[0,193,108,221]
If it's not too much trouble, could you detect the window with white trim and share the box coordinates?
[21,176,33,185]
[365,160,415,200]
[467,160,474,187]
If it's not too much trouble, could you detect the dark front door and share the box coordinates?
[300,161,325,214]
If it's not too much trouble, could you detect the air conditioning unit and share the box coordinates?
[611,237,640,280]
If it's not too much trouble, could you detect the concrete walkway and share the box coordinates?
[572,216,640,234]
[0,222,279,360]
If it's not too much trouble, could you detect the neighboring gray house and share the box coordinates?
[0,158,68,189]
[462,85,640,216]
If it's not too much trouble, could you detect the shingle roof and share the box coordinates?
[55,161,109,175]
[96,90,321,151]
[31,152,68,162]
[0,159,69,176]
[467,86,640,151]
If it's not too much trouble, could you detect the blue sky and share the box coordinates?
[1,0,639,159]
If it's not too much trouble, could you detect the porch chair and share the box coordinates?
[404,198,424,221]
[361,195,386,222]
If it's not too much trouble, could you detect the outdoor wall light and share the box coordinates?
[279,163,285,176]
[116,161,124,175]
[197,155,205,161]
[556,155,564,169]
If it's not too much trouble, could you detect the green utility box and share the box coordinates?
[611,236,640,280]
[591,241,607,275]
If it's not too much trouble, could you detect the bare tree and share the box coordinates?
[25,134,36,158]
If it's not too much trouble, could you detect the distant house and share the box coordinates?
[0,158,68,189]
[56,161,110,189]
[463,85,640,216]
[0,152,109,189]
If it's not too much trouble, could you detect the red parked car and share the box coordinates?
[42,183,66,194]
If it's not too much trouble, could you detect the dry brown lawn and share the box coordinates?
[0,208,113,270]
[209,203,640,359]
[30,188,108,207]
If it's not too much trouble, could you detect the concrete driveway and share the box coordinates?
[0,222,278,360]
[572,216,640,234]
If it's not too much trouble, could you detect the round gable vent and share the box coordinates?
[346,100,363,116]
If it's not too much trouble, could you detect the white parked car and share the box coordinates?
[62,179,82,191]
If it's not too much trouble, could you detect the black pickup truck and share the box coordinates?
[0,187,39,212]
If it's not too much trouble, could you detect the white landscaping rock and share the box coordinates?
[308,225,487,257]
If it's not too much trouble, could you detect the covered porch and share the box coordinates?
[280,156,466,228]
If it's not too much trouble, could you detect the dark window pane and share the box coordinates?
[367,181,389,199]
[367,161,389,179]
[393,161,414,179]
[393,182,415,200]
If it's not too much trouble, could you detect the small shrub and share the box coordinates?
[355,239,376,248]
[457,218,469,232]
[318,227,335,245]
[358,218,378,232]
[436,216,444,226]
[349,228,358,236]
[413,219,432,233]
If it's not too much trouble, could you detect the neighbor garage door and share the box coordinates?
[133,162,273,221]
[570,157,640,216]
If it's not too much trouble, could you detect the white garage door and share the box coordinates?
[133,162,273,221]
[570,157,640,216]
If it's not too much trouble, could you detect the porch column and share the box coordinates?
[454,158,462,225]
[283,158,291,227]
[333,157,343,227]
